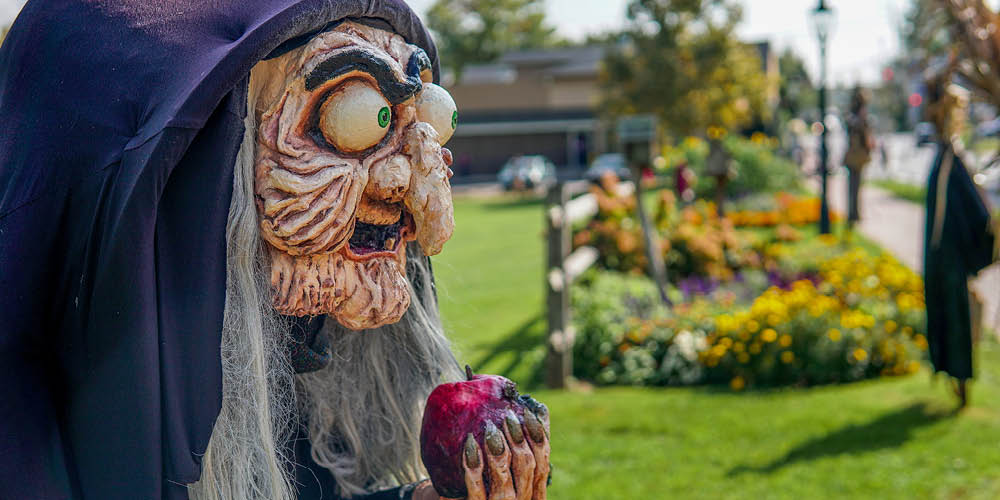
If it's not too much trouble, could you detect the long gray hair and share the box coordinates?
[188,56,460,500]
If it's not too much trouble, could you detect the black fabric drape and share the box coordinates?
[923,145,996,380]
[0,1,438,498]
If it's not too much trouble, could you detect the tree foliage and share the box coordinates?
[600,0,770,140]
[426,0,561,81]
[776,49,815,122]
[900,0,1000,135]
[900,0,952,58]
[933,0,1000,108]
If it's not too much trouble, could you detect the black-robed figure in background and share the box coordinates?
[923,145,996,407]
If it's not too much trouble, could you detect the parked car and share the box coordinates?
[497,155,556,191]
[915,122,936,146]
[584,153,631,182]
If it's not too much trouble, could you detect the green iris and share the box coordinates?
[451,110,458,130]
[378,106,391,128]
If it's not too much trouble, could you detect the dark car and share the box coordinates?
[497,155,557,191]
[584,153,631,182]
[915,122,936,146]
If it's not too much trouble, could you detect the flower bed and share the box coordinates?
[573,185,759,281]
[726,192,835,227]
[571,238,927,390]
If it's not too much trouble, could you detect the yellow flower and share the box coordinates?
[853,348,868,362]
[737,352,750,364]
[732,342,745,353]
[884,320,898,333]
[716,314,734,333]
[914,334,928,350]
[767,313,782,327]
[730,376,746,391]
[778,334,792,347]
[761,328,778,343]
[780,351,795,364]
[827,328,841,341]
[907,360,921,373]
[749,342,762,354]
[746,320,760,333]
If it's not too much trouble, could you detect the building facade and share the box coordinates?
[446,46,607,180]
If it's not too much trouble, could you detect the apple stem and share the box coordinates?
[465,365,474,381]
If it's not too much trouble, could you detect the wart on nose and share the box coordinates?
[366,155,411,203]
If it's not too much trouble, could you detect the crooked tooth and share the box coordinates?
[385,237,396,250]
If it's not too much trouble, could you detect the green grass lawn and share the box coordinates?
[433,194,549,385]
[872,179,927,205]
[434,192,1000,499]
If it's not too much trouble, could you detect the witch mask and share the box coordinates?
[252,22,457,330]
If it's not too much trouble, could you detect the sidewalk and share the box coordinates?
[824,172,999,335]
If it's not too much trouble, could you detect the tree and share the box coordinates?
[600,0,770,140]
[426,0,561,81]
[933,0,1000,108]
[900,0,952,60]
[900,0,1000,136]
[776,49,815,123]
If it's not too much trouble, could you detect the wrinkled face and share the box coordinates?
[253,22,457,330]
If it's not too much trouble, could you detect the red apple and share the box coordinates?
[420,366,542,498]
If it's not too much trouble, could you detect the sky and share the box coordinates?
[405,0,913,86]
[0,0,923,85]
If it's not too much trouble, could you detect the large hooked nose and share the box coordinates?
[401,122,455,255]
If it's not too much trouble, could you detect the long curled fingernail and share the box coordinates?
[485,421,505,456]
[464,433,480,468]
[519,394,545,414]
[524,410,545,443]
[506,410,524,444]
[536,402,549,419]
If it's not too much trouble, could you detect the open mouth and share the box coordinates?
[345,212,414,259]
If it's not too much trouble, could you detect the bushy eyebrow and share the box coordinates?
[305,48,424,104]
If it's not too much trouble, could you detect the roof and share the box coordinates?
[446,45,606,85]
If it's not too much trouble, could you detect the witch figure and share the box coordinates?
[922,69,998,408]
[0,1,550,499]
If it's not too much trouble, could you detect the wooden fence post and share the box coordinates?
[545,182,572,388]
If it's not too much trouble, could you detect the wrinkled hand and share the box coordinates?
[425,402,550,500]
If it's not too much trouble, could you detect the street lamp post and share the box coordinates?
[811,0,835,234]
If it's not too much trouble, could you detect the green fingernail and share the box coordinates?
[506,411,524,444]
[524,410,545,443]
[464,433,480,468]
[485,421,505,456]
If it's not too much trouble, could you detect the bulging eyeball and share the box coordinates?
[318,80,392,152]
[416,83,458,145]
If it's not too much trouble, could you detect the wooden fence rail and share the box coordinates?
[544,180,634,388]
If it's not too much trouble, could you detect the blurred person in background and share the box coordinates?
[705,126,734,215]
[922,63,997,408]
[843,86,875,228]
